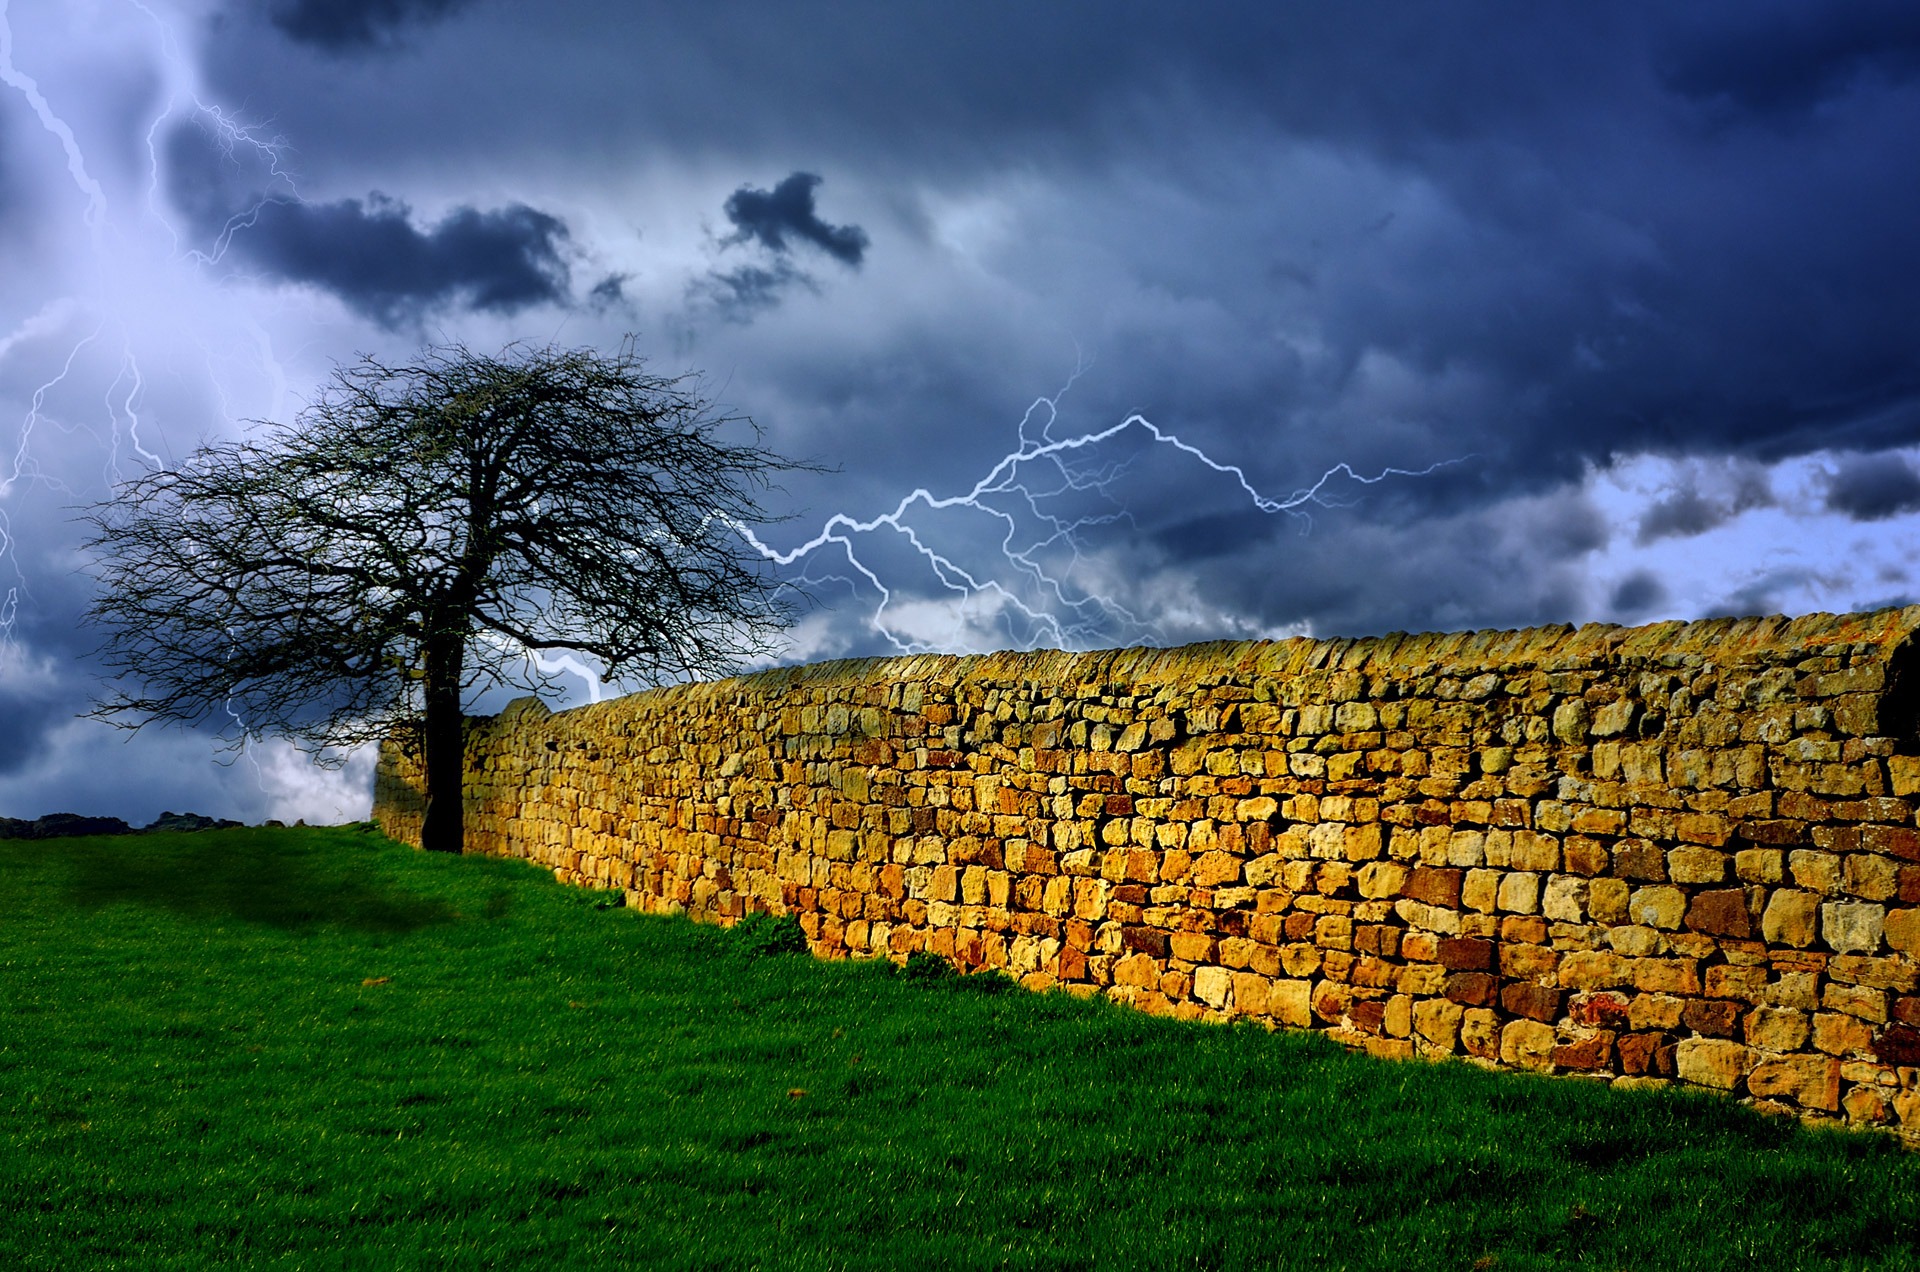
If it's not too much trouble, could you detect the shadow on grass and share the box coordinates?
[11,829,456,934]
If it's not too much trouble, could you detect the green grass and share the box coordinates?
[2,827,1917,1270]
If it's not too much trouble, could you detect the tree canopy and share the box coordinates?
[85,341,805,851]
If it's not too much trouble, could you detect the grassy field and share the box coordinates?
[2,825,1918,1270]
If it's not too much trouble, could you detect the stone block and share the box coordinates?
[1668,847,1728,885]
[1680,999,1741,1038]
[1788,850,1842,895]
[1558,950,1630,989]
[1501,982,1564,1023]
[1746,1055,1839,1110]
[1356,860,1409,899]
[1570,991,1631,1027]
[1444,972,1498,1007]
[1437,937,1496,971]
[1632,958,1701,995]
[1270,978,1313,1027]
[1684,888,1752,939]
[1462,868,1501,913]
[1843,853,1899,902]
[1500,1018,1558,1071]
[1734,848,1784,884]
[1587,877,1631,925]
[1744,1006,1810,1052]
[1193,965,1233,1009]
[1496,871,1541,915]
[1628,994,1684,1031]
[1617,1031,1668,1076]
[1500,943,1559,980]
[1673,1038,1749,1090]
[1812,1011,1874,1057]
[1628,885,1687,931]
[1822,902,1886,954]
[1761,889,1820,948]
[1541,874,1588,923]
[1829,954,1919,992]
[1461,1008,1501,1060]
[1821,982,1888,1023]
[1401,866,1463,908]
[1412,998,1464,1049]
[1614,840,1667,881]
[1886,908,1920,955]
[1605,926,1666,956]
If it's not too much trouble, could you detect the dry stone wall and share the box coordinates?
[375,607,1920,1136]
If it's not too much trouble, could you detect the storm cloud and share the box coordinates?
[723,173,868,266]
[221,194,572,326]
[259,0,481,53]
[1825,454,1920,522]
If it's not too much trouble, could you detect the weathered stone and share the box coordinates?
[1761,889,1820,948]
[1744,1006,1810,1052]
[1628,994,1684,1031]
[1587,877,1631,925]
[1822,902,1886,954]
[1888,908,1920,957]
[1788,850,1843,895]
[1461,868,1501,913]
[1500,1018,1558,1071]
[1685,888,1752,938]
[1496,871,1541,915]
[1437,937,1495,971]
[1356,860,1409,899]
[1843,854,1899,902]
[1193,965,1234,1009]
[1401,866,1463,908]
[1822,982,1888,1023]
[1269,979,1313,1027]
[1628,885,1687,931]
[1540,874,1588,923]
[1444,972,1498,1007]
[1559,950,1630,989]
[1746,1055,1839,1110]
[1681,999,1742,1038]
[1734,848,1784,884]
[1551,699,1590,744]
[1673,1038,1749,1090]
[1668,847,1728,885]
[1501,982,1564,1023]
[1460,1008,1501,1060]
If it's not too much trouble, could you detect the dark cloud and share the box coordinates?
[261,0,480,53]
[1609,571,1668,619]
[724,173,868,266]
[693,260,819,323]
[1824,454,1920,521]
[588,273,629,308]
[223,193,571,327]
[1660,2,1920,116]
[1635,467,1775,544]
[1637,487,1722,544]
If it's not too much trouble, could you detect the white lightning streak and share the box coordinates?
[741,384,1456,656]
[0,0,108,236]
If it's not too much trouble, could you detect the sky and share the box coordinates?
[1,0,1919,825]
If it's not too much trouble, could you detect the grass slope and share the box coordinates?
[2,826,1917,1270]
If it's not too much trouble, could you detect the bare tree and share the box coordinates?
[84,341,806,853]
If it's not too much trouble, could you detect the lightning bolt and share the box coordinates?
[0,0,107,239]
[0,0,308,813]
[740,374,1457,657]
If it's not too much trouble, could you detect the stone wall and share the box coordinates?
[375,607,1920,1135]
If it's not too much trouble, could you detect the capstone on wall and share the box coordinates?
[375,607,1920,1136]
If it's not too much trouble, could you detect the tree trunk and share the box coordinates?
[419,636,466,854]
